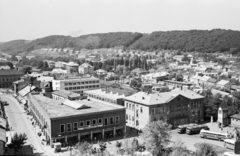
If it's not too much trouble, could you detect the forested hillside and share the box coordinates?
[1,29,240,54]
[130,29,240,53]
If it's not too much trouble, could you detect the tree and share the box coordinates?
[140,120,172,155]
[159,87,171,93]
[170,140,191,156]
[195,143,218,156]
[21,66,32,74]
[38,61,44,69]
[8,133,28,154]
[175,73,183,82]
[130,78,142,90]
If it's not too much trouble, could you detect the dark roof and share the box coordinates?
[0,69,23,76]
[231,114,240,120]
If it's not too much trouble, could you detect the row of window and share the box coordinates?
[0,77,20,82]
[88,94,117,104]
[65,85,99,90]
[125,103,143,113]
[60,116,120,133]
[65,81,99,86]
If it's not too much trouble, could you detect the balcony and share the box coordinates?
[77,124,103,130]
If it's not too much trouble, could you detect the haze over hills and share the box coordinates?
[1,29,240,55]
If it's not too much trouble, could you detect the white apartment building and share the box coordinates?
[52,76,100,96]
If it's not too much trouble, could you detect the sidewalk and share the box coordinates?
[206,122,236,138]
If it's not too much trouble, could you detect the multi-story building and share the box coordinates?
[28,93,126,146]
[52,76,100,96]
[78,63,94,75]
[124,88,204,130]
[84,88,135,106]
[0,69,23,88]
[66,62,79,73]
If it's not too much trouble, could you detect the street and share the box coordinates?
[1,94,44,154]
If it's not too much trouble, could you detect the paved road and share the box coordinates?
[1,94,44,154]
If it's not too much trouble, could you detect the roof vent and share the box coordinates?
[142,97,145,100]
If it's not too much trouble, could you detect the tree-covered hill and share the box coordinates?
[1,29,240,54]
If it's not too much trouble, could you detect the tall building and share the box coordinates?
[52,76,100,96]
[66,62,79,73]
[124,88,204,130]
[28,93,126,146]
[0,69,23,88]
[78,63,94,75]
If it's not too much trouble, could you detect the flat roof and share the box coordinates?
[52,90,80,98]
[32,94,125,119]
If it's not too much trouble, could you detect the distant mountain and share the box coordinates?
[1,29,240,54]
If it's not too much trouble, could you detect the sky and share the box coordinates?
[0,0,240,42]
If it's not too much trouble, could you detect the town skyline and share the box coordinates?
[1,0,240,42]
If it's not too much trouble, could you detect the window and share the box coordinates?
[129,104,131,110]
[60,124,65,133]
[98,118,102,125]
[73,83,76,85]
[69,87,72,90]
[65,83,69,86]
[115,116,119,124]
[73,87,76,90]
[69,83,72,85]
[67,123,72,132]
[77,86,80,89]
[151,108,155,115]
[86,120,91,126]
[104,117,108,126]
[92,119,97,126]
[110,117,114,125]
[79,121,84,127]
[73,122,78,131]
[65,88,69,90]
[140,107,143,113]
[132,116,134,121]
[132,105,134,110]
[126,114,128,120]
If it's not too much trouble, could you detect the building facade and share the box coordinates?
[66,62,79,73]
[78,63,94,75]
[124,89,204,130]
[28,93,126,146]
[0,69,23,88]
[52,76,100,96]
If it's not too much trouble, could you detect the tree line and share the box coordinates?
[1,29,240,54]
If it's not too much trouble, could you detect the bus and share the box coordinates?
[224,139,235,150]
[200,129,232,141]
[186,125,209,135]
[177,123,198,134]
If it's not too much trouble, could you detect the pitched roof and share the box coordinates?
[18,85,36,97]
[0,69,23,76]
[124,89,203,106]
[216,80,229,86]
[79,63,93,68]
[62,100,89,110]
